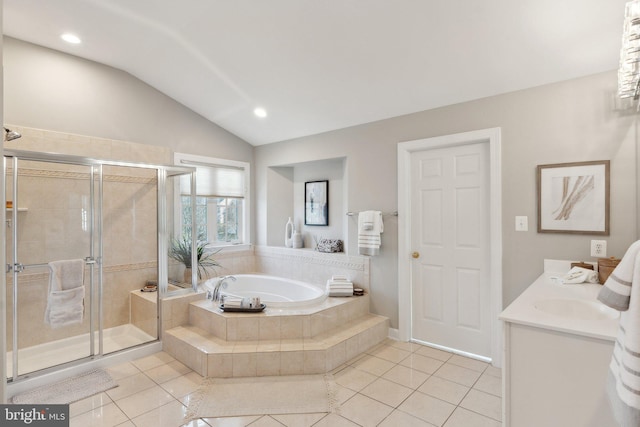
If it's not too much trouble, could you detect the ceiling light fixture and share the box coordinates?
[254,107,267,118]
[619,0,640,99]
[61,33,82,44]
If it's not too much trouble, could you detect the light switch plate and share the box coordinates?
[515,216,528,231]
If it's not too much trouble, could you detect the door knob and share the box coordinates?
[412,252,420,259]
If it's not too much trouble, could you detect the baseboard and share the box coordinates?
[388,327,399,340]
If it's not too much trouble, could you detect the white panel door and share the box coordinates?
[410,142,490,357]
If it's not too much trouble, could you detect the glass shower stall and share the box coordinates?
[3,149,196,382]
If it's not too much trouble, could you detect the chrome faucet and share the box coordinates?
[210,275,237,303]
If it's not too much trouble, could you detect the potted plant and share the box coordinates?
[169,237,221,282]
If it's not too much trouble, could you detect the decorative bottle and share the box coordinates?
[292,227,303,248]
[285,217,293,248]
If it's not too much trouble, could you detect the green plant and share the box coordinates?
[169,237,221,279]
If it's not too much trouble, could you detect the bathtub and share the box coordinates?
[201,274,327,308]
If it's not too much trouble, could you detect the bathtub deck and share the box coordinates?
[164,295,389,377]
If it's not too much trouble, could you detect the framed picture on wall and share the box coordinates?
[305,180,329,226]
[537,160,610,235]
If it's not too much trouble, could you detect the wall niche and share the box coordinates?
[266,157,346,251]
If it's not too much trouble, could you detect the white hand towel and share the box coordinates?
[45,259,85,328]
[358,211,383,256]
[359,211,375,231]
[598,240,640,426]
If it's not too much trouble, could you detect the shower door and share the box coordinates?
[5,155,102,380]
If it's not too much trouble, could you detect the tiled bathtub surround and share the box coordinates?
[254,246,370,292]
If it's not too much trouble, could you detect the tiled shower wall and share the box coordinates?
[5,126,171,350]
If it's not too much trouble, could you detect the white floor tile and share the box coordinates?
[270,412,326,427]
[311,413,359,427]
[334,366,378,391]
[447,355,489,372]
[399,353,445,375]
[114,385,176,419]
[473,372,502,397]
[443,407,501,427]
[433,363,482,387]
[398,391,456,426]
[418,376,470,405]
[130,400,187,427]
[201,415,261,426]
[378,409,438,427]
[459,389,502,421]
[339,393,394,426]
[414,346,453,362]
[382,364,430,389]
[70,402,128,427]
[360,377,414,408]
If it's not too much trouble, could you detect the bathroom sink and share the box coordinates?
[534,298,619,321]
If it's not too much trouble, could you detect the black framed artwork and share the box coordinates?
[305,180,328,226]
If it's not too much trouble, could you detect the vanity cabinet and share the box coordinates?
[500,260,618,426]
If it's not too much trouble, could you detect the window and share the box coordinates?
[175,153,250,247]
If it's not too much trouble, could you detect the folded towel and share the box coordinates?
[222,297,243,308]
[327,279,353,297]
[45,259,85,328]
[358,211,383,256]
[598,240,640,426]
[331,275,349,282]
[359,211,375,231]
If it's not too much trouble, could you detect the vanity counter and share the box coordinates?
[500,259,618,427]
[499,260,618,342]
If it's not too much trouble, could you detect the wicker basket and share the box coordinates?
[598,257,621,284]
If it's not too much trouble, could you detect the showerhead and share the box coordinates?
[4,127,21,141]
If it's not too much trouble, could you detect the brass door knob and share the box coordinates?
[412,252,420,259]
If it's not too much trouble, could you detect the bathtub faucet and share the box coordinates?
[210,275,237,303]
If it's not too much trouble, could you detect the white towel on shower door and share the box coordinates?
[45,259,85,328]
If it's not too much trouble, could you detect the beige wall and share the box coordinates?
[3,37,253,163]
[256,70,638,329]
[3,34,637,334]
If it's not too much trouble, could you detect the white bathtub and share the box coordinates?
[201,274,327,307]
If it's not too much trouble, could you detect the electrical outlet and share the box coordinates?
[591,240,607,258]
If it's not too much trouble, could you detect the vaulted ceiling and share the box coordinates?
[3,0,629,145]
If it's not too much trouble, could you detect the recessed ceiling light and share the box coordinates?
[254,107,267,118]
[61,33,82,44]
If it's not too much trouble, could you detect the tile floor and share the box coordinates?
[70,339,502,427]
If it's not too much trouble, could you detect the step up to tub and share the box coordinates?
[164,313,389,377]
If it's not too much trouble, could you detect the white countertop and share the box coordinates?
[499,260,619,341]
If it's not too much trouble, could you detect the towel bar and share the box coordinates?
[346,211,398,217]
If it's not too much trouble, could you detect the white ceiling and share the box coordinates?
[2,0,630,146]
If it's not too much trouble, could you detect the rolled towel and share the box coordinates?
[222,297,243,308]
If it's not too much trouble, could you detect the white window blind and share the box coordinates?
[180,163,245,198]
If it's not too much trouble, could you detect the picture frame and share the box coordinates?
[305,180,329,226]
[537,160,610,235]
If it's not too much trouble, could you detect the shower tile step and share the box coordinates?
[163,313,389,377]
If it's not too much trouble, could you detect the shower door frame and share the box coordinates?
[3,149,196,383]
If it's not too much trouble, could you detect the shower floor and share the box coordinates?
[6,323,155,378]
